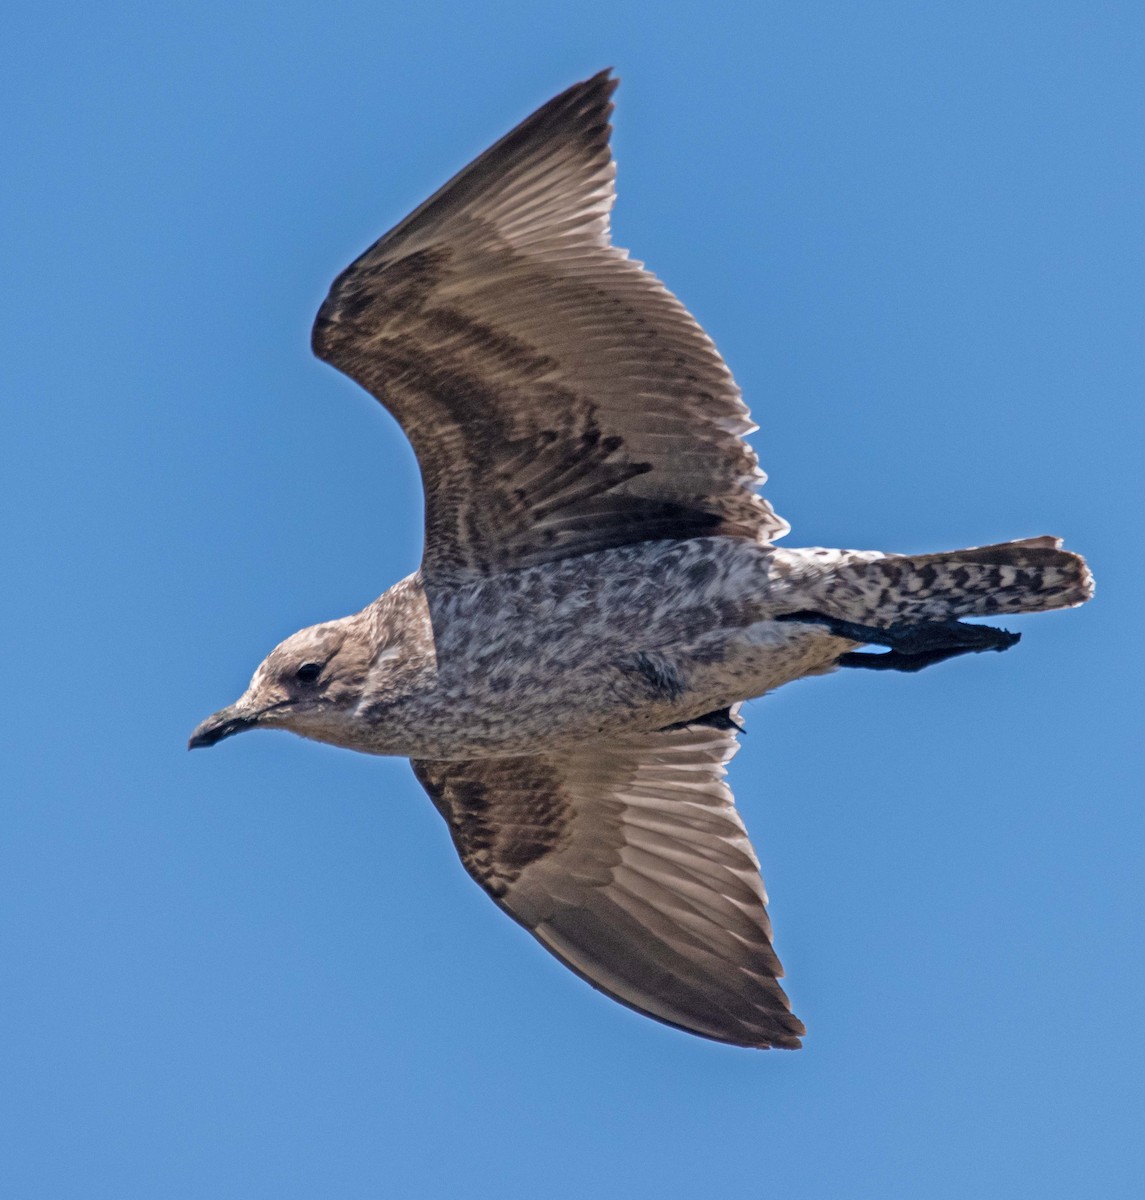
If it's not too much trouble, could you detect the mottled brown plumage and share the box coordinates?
[311,70,784,581]
[190,71,1093,1050]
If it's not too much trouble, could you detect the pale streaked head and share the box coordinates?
[188,616,376,750]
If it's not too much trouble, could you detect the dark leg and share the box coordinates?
[775,610,1020,655]
[659,706,745,733]
[835,646,1001,673]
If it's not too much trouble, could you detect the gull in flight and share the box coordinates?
[191,71,1092,1049]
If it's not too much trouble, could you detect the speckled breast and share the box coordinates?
[357,539,851,759]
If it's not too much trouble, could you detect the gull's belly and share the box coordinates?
[368,615,850,760]
[334,538,857,759]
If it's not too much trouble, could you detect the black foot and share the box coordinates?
[659,706,745,734]
[836,647,994,673]
[776,610,1020,672]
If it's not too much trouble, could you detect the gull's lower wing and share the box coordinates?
[313,70,788,582]
[412,723,803,1049]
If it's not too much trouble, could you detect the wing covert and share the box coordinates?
[412,723,804,1050]
[313,70,788,581]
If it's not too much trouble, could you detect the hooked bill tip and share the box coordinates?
[187,705,253,750]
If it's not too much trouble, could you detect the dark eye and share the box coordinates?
[295,662,322,684]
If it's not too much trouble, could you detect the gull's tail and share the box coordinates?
[808,536,1094,627]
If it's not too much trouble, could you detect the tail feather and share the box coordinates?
[819,537,1094,626]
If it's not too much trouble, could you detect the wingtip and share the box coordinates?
[547,68,619,125]
[584,66,617,88]
[731,1016,806,1051]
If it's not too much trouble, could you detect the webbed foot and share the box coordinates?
[776,610,1020,672]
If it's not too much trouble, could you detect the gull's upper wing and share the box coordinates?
[412,722,803,1049]
[313,70,788,582]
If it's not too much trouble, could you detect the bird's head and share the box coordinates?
[188,617,379,751]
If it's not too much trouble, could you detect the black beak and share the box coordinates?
[188,704,256,750]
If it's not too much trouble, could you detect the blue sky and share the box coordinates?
[4,2,1142,1197]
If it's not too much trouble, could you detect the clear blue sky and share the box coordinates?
[4,3,1142,1197]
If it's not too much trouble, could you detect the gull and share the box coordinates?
[190,71,1092,1049]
